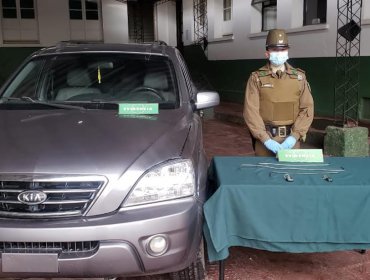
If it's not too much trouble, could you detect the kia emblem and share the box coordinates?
[17,190,47,205]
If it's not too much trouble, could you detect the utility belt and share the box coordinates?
[265,124,292,138]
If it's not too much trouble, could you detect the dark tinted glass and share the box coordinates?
[20,0,33,8]
[20,9,34,18]
[2,8,16,18]
[70,10,82,19]
[45,53,178,107]
[304,0,327,25]
[3,53,179,109]
[69,0,82,10]
[2,0,16,8]
[85,0,98,10]
[86,10,98,20]
[2,58,45,99]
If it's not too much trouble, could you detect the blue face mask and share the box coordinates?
[269,51,289,66]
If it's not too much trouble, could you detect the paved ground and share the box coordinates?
[5,114,370,280]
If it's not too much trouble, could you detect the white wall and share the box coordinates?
[101,0,128,43]
[0,0,125,46]
[37,0,69,45]
[0,0,103,46]
[0,0,181,47]
[183,0,370,60]
[5,0,70,46]
[155,1,177,46]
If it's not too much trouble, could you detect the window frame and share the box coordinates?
[19,0,34,19]
[69,0,100,21]
[1,0,35,19]
[261,0,276,31]
[303,0,327,26]
[223,0,232,22]
[251,0,277,32]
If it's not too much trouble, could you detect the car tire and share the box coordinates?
[169,239,206,280]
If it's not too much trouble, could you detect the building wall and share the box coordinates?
[0,0,181,47]
[184,44,370,121]
[155,1,177,46]
[182,0,370,121]
[0,0,179,83]
[183,0,370,59]
[0,0,369,120]
[102,0,128,44]
[37,0,70,44]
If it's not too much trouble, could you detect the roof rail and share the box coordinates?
[56,40,103,49]
[152,40,167,46]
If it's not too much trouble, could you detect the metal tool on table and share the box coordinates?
[240,162,344,183]
[283,173,294,182]
[240,163,344,173]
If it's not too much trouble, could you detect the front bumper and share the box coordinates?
[0,197,203,277]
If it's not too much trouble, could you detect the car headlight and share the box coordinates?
[122,159,195,207]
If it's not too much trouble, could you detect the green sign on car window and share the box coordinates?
[119,103,159,115]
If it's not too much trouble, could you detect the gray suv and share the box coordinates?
[0,42,219,279]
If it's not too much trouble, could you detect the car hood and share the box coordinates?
[0,108,190,178]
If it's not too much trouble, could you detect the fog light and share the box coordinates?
[147,235,169,256]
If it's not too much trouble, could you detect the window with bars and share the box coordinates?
[223,0,232,21]
[2,0,35,19]
[251,0,276,31]
[303,0,326,26]
[69,0,99,20]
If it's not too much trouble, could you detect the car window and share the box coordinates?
[2,59,45,99]
[2,53,179,109]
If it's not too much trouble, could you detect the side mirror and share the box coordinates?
[195,91,220,110]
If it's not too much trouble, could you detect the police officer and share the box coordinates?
[243,29,314,156]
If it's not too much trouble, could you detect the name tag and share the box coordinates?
[261,84,274,88]
[278,149,324,163]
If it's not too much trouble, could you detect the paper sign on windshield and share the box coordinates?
[119,103,159,115]
[278,149,324,163]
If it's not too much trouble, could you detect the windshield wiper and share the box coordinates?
[1,97,86,110]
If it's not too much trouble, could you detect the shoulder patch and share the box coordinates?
[291,68,298,76]
[258,70,268,77]
[289,67,305,80]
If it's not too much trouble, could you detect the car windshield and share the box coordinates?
[1,52,179,109]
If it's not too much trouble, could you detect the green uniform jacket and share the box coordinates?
[243,62,314,143]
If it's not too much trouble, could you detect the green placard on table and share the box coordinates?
[278,149,324,163]
[118,103,159,115]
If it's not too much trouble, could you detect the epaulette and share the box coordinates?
[291,67,305,75]
[257,70,269,77]
[290,67,305,81]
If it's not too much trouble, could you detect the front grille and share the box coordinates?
[0,241,99,254]
[0,176,106,218]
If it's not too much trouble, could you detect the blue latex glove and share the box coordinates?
[281,136,297,149]
[263,139,283,154]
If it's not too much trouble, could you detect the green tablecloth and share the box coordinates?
[204,156,370,262]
